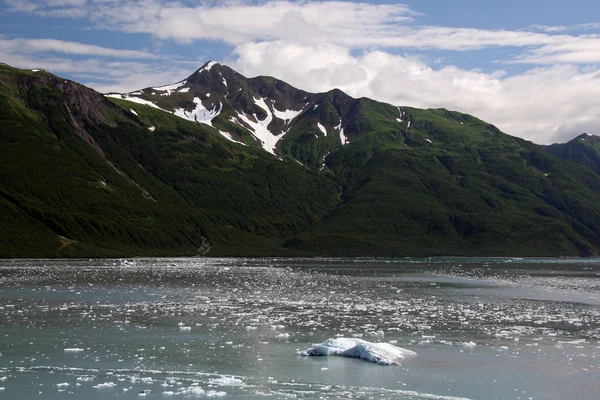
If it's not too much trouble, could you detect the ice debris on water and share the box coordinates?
[208,376,244,387]
[298,337,416,365]
[93,381,117,389]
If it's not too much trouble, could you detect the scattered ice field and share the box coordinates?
[0,257,598,399]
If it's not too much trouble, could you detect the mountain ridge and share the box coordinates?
[3,62,600,258]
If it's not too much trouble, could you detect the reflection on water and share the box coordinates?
[0,257,598,399]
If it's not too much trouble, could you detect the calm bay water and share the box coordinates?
[0,257,598,399]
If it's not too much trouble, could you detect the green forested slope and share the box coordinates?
[2,63,600,257]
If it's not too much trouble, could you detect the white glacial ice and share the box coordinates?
[298,338,416,365]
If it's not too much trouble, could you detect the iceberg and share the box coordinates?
[298,338,416,365]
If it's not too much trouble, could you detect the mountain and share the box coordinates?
[3,61,600,258]
[544,133,600,175]
[106,62,408,168]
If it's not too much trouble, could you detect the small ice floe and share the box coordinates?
[208,376,244,387]
[298,338,416,365]
[138,389,152,396]
[461,341,477,349]
[93,382,117,389]
[64,348,85,352]
[56,382,70,388]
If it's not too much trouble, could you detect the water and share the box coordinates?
[0,257,598,399]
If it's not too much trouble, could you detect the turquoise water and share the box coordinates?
[0,258,598,399]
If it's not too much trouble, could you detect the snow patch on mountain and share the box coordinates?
[317,122,327,137]
[204,61,219,72]
[234,97,284,155]
[106,94,167,111]
[219,130,246,146]
[272,107,303,122]
[335,120,348,145]
[152,81,187,96]
[173,97,221,127]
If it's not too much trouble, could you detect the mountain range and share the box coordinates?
[2,61,600,258]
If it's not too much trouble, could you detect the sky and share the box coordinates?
[2,1,600,144]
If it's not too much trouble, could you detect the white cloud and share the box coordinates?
[233,40,600,144]
[1,1,586,51]
[0,37,157,59]
[4,0,600,144]
[526,23,600,33]
[1,51,195,93]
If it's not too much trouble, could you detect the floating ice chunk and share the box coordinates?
[317,122,327,137]
[461,341,477,349]
[208,376,244,387]
[93,382,117,389]
[56,382,70,387]
[64,348,85,352]
[299,338,416,365]
[179,326,192,332]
